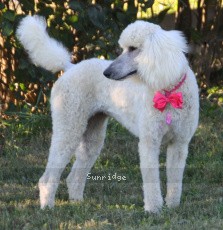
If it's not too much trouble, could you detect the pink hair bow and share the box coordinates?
[153,91,183,112]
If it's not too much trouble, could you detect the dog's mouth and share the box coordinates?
[120,70,137,80]
[103,70,137,81]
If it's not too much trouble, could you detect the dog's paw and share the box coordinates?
[165,196,181,209]
[165,184,182,208]
[144,198,163,214]
[67,187,84,201]
[38,181,56,209]
[40,203,54,210]
[165,200,180,209]
[39,197,55,209]
[144,204,163,214]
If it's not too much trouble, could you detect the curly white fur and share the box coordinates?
[17,16,199,213]
[16,16,72,72]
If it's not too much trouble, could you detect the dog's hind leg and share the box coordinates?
[66,113,108,201]
[38,110,88,209]
[165,140,189,208]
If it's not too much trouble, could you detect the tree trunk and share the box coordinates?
[175,0,192,42]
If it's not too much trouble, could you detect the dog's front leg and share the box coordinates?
[165,140,189,208]
[139,139,163,213]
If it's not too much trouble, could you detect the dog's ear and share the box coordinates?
[136,28,188,89]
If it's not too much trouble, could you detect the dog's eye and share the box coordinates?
[128,46,137,52]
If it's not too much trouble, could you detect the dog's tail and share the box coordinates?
[16,15,73,73]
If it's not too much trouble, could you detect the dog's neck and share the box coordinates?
[163,74,187,96]
[146,68,188,94]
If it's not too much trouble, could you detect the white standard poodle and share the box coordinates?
[16,15,199,213]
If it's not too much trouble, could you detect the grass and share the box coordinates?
[0,100,223,229]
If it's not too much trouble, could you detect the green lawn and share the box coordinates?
[0,100,223,229]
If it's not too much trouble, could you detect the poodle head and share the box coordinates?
[104,20,188,90]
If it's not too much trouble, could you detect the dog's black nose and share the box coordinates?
[103,69,111,78]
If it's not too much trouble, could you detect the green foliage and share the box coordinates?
[207,86,223,106]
